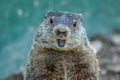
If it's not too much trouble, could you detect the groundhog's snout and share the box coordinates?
[56,30,67,38]
[53,24,70,47]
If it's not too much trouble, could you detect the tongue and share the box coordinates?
[58,39,65,47]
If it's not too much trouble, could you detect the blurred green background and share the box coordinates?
[0,0,120,79]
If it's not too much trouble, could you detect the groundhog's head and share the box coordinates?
[34,11,88,51]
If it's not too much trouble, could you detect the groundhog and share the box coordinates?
[24,11,99,80]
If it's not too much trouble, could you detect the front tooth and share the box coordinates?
[60,40,63,45]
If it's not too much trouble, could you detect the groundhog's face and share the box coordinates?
[35,11,87,51]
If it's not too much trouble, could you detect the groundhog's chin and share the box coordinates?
[57,39,66,47]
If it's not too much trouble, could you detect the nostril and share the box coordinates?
[56,30,61,36]
[56,30,67,36]
[61,32,66,35]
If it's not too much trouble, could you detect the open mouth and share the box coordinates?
[57,39,66,47]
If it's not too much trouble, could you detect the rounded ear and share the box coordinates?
[45,11,53,19]
[78,13,83,21]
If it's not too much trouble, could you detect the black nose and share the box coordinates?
[56,30,67,36]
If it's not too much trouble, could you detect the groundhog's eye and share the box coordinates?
[73,21,77,27]
[72,21,77,28]
[49,18,54,24]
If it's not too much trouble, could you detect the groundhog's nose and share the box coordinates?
[56,30,67,37]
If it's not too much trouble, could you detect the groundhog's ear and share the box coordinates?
[44,11,50,19]
[45,11,55,18]
[78,13,83,22]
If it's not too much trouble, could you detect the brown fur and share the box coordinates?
[25,11,99,80]
[25,46,99,80]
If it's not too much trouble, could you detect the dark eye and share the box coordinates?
[72,21,77,28]
[50,17,53,24]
